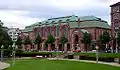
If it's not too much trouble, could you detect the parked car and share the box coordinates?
[33,55,43,58]
[73,50,81,52]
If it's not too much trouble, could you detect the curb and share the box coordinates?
[0,62,10,70]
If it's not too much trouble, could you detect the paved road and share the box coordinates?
[0,62,10,70]
[47,58,120,67]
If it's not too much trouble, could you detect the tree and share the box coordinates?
[60,35,68,52]
[34,33,41,51]
[98,30,110,50]
[46,34,55,44]
[0,20,13,48]
[15,36,22,49]
[0,20,3,27]
[46,34,55,51]
[0,20,13,57]
[81,32,91,52]
[23,36,32,45]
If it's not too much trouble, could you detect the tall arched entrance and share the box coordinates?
[75,34,79,50]
[71,30,81,51]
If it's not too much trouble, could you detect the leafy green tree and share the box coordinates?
[46,34,55,51]
[15,36,22,49]
[98,30,110,50]
[0,20,13,57]
[23,36,32,45]
[46,34,55,44]
[81,32,91,52]
[60,35,68,52]
[0,20,13,48]
[0,20,3,27]
[34,33,41,51]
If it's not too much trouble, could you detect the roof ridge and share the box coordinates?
[47,15,78,20]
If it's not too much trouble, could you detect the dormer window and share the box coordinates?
[58,20,62,22]
[46,22,48,23]
[52,21,55,23]
[66,19,70,21]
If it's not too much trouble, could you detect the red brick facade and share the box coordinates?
[20,19,111,52]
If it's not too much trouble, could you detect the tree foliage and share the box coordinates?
[23,36,32,45]
[46,34,55,44]
[34,33,41,51]
[81,32,91,45]
[15,36,22,49]
[60,35,68,52]
[98,30,110,44]
[15,36,22,45]
[81,32,91,52]
[34,33,41,44]
[60,35,68,44]
[0,20,13,49]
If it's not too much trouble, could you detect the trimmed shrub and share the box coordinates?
[79,56,115,62]
[15,52,52,57]
[68,55,74,59]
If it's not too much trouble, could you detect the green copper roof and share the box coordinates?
[80,16,102,21]
[23,15,110,32]
[40,15,78,24]
[79,20,110,29]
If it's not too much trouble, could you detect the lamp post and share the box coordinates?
[12,43,16,66]
[95,45,99,64]
[1,45,4,62]
[115,33,118,53]
[56,45,59,60]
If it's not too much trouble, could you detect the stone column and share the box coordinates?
[70,34,74,52]
[64,44,67,52]
[48,44,51,51]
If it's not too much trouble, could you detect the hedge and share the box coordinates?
[79,55,115,62]
[74,52,120,62]
[74,52,120,58]
[16,52,52,57]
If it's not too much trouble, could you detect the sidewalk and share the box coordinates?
[0,62,10,70]
[47,58,120,67]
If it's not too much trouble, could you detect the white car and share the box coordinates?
[35,55,43,58]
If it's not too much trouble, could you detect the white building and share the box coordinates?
[8,28,20,42]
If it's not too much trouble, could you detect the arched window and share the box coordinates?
[59,20,62,23]
[63,26,68,37]
[48,27,50,34]
[42,28,45,37]
[56,26,59,37]
[50,27,52,35]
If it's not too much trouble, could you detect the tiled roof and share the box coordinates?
[23,15,110,32]
[79,20,110,29]
[80,16,102,21]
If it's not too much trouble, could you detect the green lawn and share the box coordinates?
[5,59,120,70]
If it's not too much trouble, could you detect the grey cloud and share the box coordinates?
[0,0,111,23]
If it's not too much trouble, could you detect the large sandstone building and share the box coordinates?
[19,15,111,51]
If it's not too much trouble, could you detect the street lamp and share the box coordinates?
[12,43,16,66]
[56,46,59,60]
[95,45,99,64]
[115,33,118,53]
[1,45,4,62]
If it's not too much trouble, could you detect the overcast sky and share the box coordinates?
[0,0,119,29]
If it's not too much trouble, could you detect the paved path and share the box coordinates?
[0,62,10,70]
[47,58,120,67]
